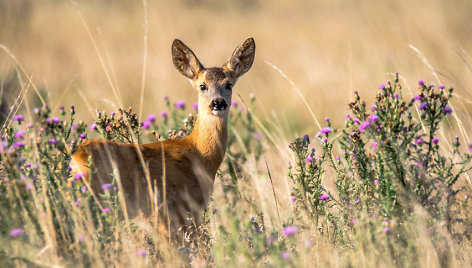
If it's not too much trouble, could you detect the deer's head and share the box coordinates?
[172,38,255,117]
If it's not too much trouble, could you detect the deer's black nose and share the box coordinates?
[209,98,228,111]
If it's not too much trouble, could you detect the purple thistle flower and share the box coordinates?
[372,141,378,151]
[374,180,380,186]
[281,251,291,259]
[74,173,85,180]
[418,80,424,86]
[75,199,81,207]
[345,114,351,118]
[136,249,147,257]
[414,95,422,101]
[25,163,31,168]
[163,96,169,101]
[254,133,262,139]
[102,207,111,213]
[393,94,399,99]
[383,227,390,233]
[419,102,428,110]
[90,123,97,131]
[443,105,452,114]
[282,226,298,236]
[231,100,238,107]
[105,125,111,132]
[13,115,24,123]
[303,134,309,141]
[142,121,151,129]
[305,239,313,247]
[80,134,86,140]
[176,100,186,109]
[320,127,332,134]
[78,236,85,242]
[351,218,358,224]
[320,193,330,201]
[267,236,275,244]
[81,186,88,192]
[290,196,297,203]
[193,102,199,110]
[354,199,360,204]
[101,183,112,191]
[52,117,60,124]
[10,228,25,237]
[14,130,27,139]
[13,141,25,148]
[70,105,75,111]
[160,111,167,118]
[25,183,34,190]
[432,137,439,144]
[359,121,371,132]
[71,124,79,130]
[370,104,377,112]
[146,114,156,123]
[369,114,379,122]
[306,156,313,163]
[324,117,330,122]
[336,156,340,161]
[378,83,386,90]
[249,92,255,100]
[110,111,115,117]
[416,139,423,145]
[49,138,57,144]
[439,85,445,90]
[59,105,64,111]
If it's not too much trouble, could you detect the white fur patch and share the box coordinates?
[212,110,225,115]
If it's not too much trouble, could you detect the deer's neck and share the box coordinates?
[188,111,228,177]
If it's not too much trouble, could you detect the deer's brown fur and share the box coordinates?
[71,38,255,234]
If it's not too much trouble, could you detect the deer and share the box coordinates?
[71,37,256,237]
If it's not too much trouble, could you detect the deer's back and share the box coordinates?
[72,138,213,226]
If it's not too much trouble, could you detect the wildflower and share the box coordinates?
[80,134,86,140]
[359,121,371,132]
[383,227,390,233]
[418,80,424,86]
[25,163,31,168]
[354,199,360,204]
[413,95,421,102]
[74,173,85,180]
[13,141,25,148]
[439,85,445,90]
[110,111,115,117]
[306,156,313,163]
[136,249,147,257]
[353,118,360,124]
[443,105,452,114]
[59,105,64,111]
[26,123,33,129]
[163,96,169,101]
[372,141,378,151]
[378,83,386,90]
[320,127,332,134]
[319,193,330,201]
[231,100,238,107]
[345,114,351,118]
[290,196,297,203]
[416,138,423,145]
[302,134,309,141]
[70,105,75,111]
[78,236,85,242]
[142,121,151,129]
[161,111,168,118]
[75,199,81,207]
[324,117,330,122]
[71,124,79,130]
[336,156,340,161]
[369,114,379,122]
[393,94,399,99]
[238,106,243,112]
[13,115,24,124]
[176,100,186,109]
[322,138,327,143]
[249,92,255,100]
[90,123,97,131]
[102,207,111,213]
[370,104,377,111]
[25,182,34,190]
[254,133,262,139]
[49,138,57,144]
[105,125,111,132]
[51,117,60,124]
[10,228,25,237]
[281,251,291,259]
[192,102,199,111]
[282,226,298,237]
[351,218,358,224]
[419,102,428,110]
[81,186,88,192]
[374,180,379,186]
[14,130,27,139]
[267,236,275,244]
[432,137,439,144]
[101,183,112,191]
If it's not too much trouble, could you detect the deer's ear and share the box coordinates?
[224,38,255,79]
[172,39,204,79]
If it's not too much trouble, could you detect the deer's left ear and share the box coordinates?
[172,39,204,79]
[223,38,255,79]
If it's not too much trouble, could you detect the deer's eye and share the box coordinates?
[200,84,208,91]
[225,83,232,90]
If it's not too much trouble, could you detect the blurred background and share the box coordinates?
[0,0,471,136]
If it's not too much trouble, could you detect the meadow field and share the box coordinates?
[1,0,472,267]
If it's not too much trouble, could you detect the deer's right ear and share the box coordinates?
[172,39,204,79]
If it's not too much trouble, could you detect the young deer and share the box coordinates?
[71,38,255,234]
